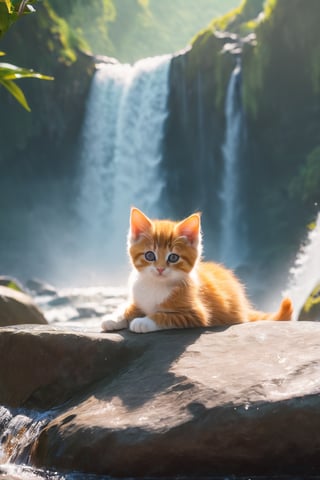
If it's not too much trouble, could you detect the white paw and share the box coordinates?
[113,304,128,323]
[129,316,161,333]
[101,316,128,332]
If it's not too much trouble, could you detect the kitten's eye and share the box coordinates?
[144,251,156,262]
[168,253,180,263]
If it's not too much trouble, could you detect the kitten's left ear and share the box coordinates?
[129,207,153,242]
[175,213,201,246]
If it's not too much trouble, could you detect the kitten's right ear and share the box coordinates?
[175,213,201,246]
[129,207,152,242]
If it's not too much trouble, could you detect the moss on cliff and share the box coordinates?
[188,31,234,113]
[289,146,320,206]
[242,0,320,117]
[189,0,265,113]
[192,0,264,38]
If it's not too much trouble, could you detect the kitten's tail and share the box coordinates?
[249,297,293,322]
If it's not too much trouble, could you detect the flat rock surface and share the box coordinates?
[1,321,320,477]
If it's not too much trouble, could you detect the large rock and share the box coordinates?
[0,286,47,327]
[1,321,320,477]
[0,325,136,408]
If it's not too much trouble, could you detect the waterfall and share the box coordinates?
[76,54,171,281]
[284,213,320,320]
[219,59,247,268]
[0,406,51,465]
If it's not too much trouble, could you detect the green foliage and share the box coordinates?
[47,0,240,63]
[207,0,265,35]
[49,0,115,56]
[242,0,320,117]
[43,1,85,64]
[289,146,320,205]
[0,59,53,110]
[263,0,277,18]
[190,0,265,116]
[5,279,23,291]
[0,0,36,38]
[0,0,54,110]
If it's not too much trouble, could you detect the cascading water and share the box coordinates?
[219,59,247,269]
[0,407,50,466]
[284,212,320,320]
[77,54,172,281]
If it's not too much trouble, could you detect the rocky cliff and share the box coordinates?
[163,0,320,304]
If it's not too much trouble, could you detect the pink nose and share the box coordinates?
[157,267,165,274]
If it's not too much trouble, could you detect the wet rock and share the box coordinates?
[0,286,47,327]
[1,321,319,477]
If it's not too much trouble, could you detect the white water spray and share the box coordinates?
[77,55,171,279]
[284,213,320,320]
[219,60,247,268]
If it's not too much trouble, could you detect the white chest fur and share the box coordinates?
[129,271,174,315]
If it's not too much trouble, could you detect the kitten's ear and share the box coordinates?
[129,207,153,242]
[175,213,201,246]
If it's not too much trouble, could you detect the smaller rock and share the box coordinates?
[298,281,320,321]
[0,286,47,327]
[25,278,57,297]
[0,276,24,292]
[94,54,119,65]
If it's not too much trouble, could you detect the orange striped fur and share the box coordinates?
[103,208,293,333]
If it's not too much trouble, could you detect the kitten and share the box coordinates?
[101,207,293,333]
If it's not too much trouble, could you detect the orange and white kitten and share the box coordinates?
[101,208,293,334]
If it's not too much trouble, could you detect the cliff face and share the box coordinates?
[0,2,95,279]
[0,1,95,170]
[163,0,320,303]
[162,34,235,260]
[242,0,320,266]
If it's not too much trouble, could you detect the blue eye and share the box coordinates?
[144,251,156,262]
[168,253,180,263]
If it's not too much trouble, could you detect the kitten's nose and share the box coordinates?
[157,267,165,274]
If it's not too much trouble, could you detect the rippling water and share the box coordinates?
[34,285,128,330]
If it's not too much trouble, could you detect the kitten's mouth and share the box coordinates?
[155,271,166,278]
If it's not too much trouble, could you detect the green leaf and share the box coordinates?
[0,77,31,111]
[0,0,36,38]
[2,0,13,13]
[0,62,54,81]
[0,61,53,111]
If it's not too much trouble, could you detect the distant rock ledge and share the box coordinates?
[0,321,320,477]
